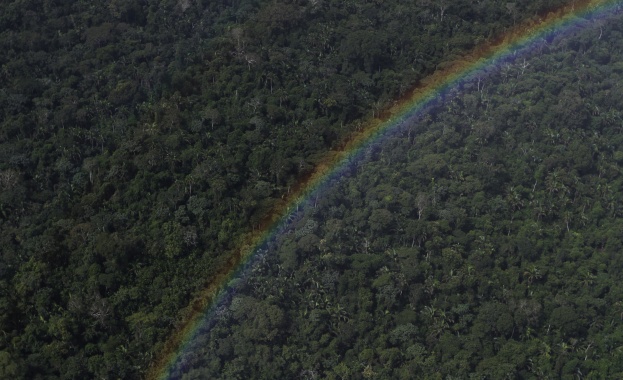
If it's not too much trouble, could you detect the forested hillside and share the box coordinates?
[171,10,623,379]
[0,0,607,378]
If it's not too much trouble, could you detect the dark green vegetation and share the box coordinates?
[172,12,623,380]
[0,0,613,378]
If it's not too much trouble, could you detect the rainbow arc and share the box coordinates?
[149,1,623,378]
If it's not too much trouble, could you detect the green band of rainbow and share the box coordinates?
[149,0,622,378]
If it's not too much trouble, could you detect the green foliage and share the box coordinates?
[0,0,610,378]
[168,12,623,379]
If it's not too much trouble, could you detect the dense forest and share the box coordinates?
[0,0,619,378]
[171,9,623,379]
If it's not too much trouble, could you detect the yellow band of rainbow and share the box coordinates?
[149,1,622,378]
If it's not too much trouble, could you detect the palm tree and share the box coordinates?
[579,270,596,287]
[523,265,542,285]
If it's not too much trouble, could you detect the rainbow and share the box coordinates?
[148,0,622,377]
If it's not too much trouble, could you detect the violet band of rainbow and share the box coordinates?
[149,1,623,378]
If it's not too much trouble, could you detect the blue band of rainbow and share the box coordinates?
[149,1,623,378]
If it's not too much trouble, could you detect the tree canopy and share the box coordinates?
[165,10,623,379]
[0,0,618,379]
